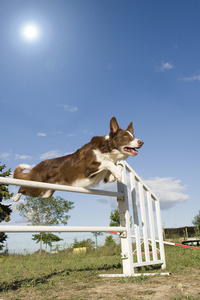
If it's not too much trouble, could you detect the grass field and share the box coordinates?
[0,243,200,299]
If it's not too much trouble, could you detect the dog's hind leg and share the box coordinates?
[12,192,22,202]
[41,189,54,199]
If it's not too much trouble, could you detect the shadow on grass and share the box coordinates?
[0,262,122,292]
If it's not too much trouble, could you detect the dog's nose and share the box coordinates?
[138,140,144,147]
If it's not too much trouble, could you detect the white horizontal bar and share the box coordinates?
[100,272,171,277]
[131,235,161,244]
[0,177,123,198]
[133,260,165,268]
[0,225,126,233]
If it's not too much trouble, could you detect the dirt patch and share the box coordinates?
[86,272,200,300]
[1,269,200,300]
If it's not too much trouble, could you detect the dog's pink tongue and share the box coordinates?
[124,147,138,155]
[131,149,138,155]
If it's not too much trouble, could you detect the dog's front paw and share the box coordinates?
[113,165,123,182]
[106,174,116,183]
[114,172,122,182]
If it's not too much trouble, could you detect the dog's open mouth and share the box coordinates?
[123,147,139,156]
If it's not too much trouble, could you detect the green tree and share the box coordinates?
[192,210,200,236]
[109,209,120,226]
[92,232,103,249]
[32,233,63,252]
[72,238,95,249]
[110,208,133,227]
[104,235,116,246]
[17,196,74,254]
[0,162,13,251]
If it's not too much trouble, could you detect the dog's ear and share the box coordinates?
[110,117,121,133]
[126,122,134,134]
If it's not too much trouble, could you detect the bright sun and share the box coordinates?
[21,23,40,42]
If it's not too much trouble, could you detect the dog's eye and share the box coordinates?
[124,132,135,139]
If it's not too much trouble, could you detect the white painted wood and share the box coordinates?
[146,191,157,261]
[138,181,150,263]
[124,161,166,270]
[124,162,159,201]
[130,172,142,264]
[100,271,170,277]
[132,259,165,268]
[117,164,134,276]
[0,225,126,233]
[0,177,122,198]
[155,198,166,269]
[0,161,166,276]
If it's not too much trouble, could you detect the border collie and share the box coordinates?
[12,117,143,201]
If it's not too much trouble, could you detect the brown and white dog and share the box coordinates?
[12,117,143,201]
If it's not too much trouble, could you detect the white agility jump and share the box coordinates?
[0,161,166,277]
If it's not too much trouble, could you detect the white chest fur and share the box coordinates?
[93,149,126,163]
[72,170,108,188]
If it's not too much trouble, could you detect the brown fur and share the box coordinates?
[13,117,143,199]
[14,141,102,197]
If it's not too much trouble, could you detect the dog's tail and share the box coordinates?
[13,164,32,180]
[12,164,32,202]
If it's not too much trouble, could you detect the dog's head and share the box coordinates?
[109,117,144,157]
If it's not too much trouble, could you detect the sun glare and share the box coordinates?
[21,23,40,42]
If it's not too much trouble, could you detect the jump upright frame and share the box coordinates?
[0,161,166,277]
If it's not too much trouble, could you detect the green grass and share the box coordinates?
[0,244,200,286]
[0,246,122,290]
[0,244,200,299]
[164,244,200,273]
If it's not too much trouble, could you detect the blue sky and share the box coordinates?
[1,0,200,253]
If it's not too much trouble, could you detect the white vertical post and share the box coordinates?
[138,182,150,263]
[130,173,142,264]
[155,198,166,269]
[146,191,157,261]
[117,163,134,276]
